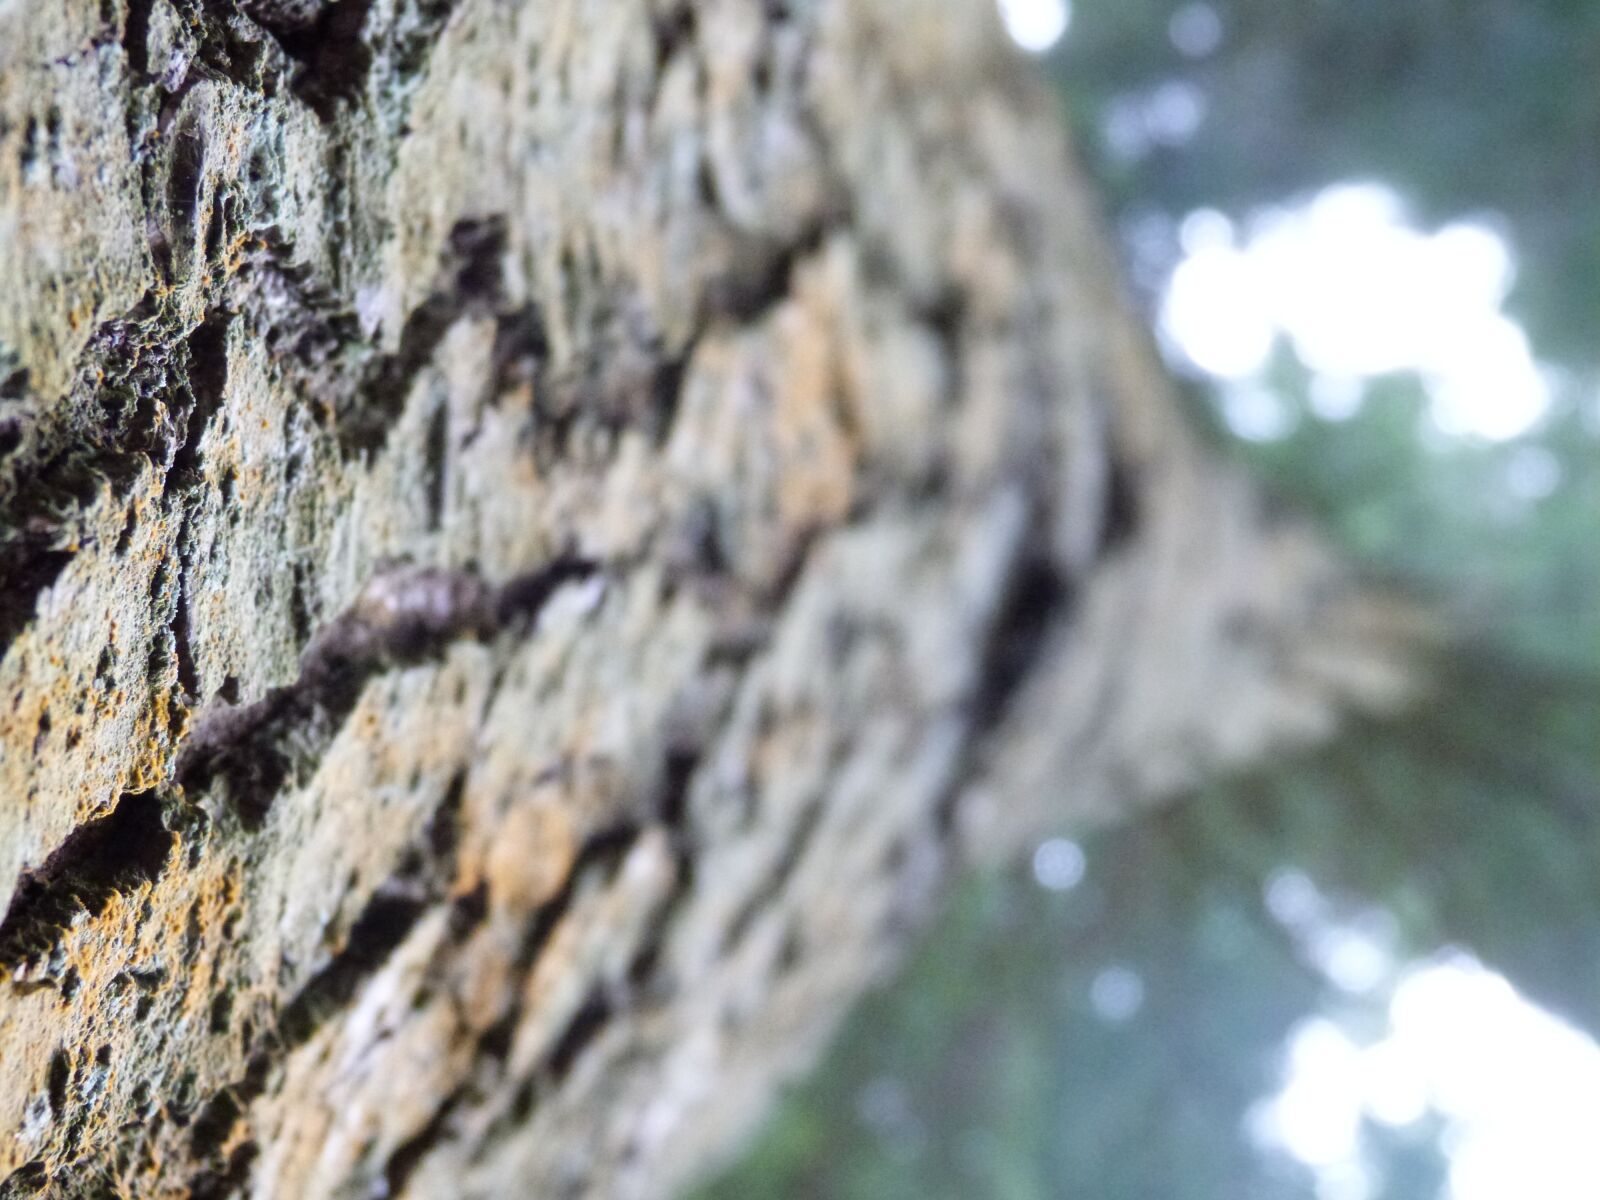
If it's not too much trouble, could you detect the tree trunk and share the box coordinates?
[0,2,1418,1197]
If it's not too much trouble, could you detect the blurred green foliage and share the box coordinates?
[693,2,1598,1197]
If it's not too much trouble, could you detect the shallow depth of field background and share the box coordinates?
[695,2,1600,1198]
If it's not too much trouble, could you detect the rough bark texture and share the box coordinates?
[0,2,1417,1197]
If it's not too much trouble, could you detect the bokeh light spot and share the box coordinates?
[1031,838,1086,891]
[997,0,1071,53]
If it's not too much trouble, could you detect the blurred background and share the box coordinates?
[693,1,1600,1198]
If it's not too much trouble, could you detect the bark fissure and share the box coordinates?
[175,555,597,825]
[0,792,174,978]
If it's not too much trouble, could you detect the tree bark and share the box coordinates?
[0,2,1418,1197]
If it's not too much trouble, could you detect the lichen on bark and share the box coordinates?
[0,2,1418,1197]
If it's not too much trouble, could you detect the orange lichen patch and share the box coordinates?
[85,696,188,800]
[484,797,578,918]
[221,230,252,276]
[173,870,244,1030]
[455,749,577,892]
[0,849,255,1176]
[53,877,172,993]
[768,260,860,535]
[448,916,523,1036]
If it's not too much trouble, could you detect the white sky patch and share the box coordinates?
[1251,882,1600,1200]
[1251,1018,1367,1167]
[1308,374,1366,422]
[1090,965,1145,1023]
[1307,921,1394,996]
[1504,444,1562,500]
[1220,384,1296,443]
[1159,184,1552,441]
[997,0,1071,53]
[1144,81,1206,144]
[1169,3,1224,58]
[1032,837,1086,892]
